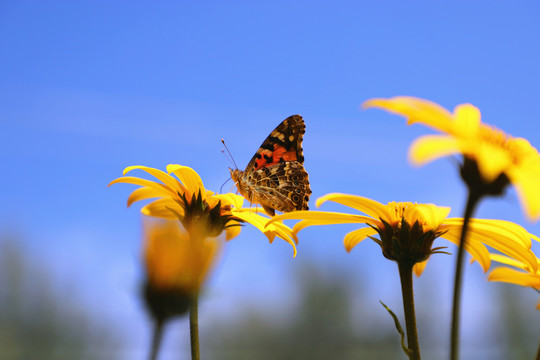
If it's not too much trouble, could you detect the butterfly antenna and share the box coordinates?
[220,149,235,169]
[220,177,232,194]
[221,139,239,169]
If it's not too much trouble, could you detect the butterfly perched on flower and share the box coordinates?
[229,115,311,216]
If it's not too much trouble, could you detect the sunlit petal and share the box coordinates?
[405,204,451,229]
[108,176,176,197]
[316,194,393,221]
[413,260,428,277]
[343,227,378,252]
[124,165,184,193]
[214,193,245,209]
[167,164,205,198]
[142,198,184,219]
[445,218,532,248]
[488,267,540,288]
[438,226,491,272]
[473,143,512,182]
[509,167,540,221]
[490,253,527,270]
[363,96,453,133]
[233,210,297,256]
[225,221,242,241]
[446,219,538,271]
[270,211,378,229]
[408,135,461,166]
[127,187,166,207]
[453,104,481,137]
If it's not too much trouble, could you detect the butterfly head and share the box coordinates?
[229,168,241,184]
[229,168,251,199]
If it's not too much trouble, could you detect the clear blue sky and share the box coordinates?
[1,1,539,357]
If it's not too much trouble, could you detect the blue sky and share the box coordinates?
[1,1,540,358]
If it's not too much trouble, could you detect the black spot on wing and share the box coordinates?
[263,154,273,164]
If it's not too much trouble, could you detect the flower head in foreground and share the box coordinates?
[363,96,540,221]
[109,165,297,255]
[268,193,539,276]
[488,244,540,310]
[142,217,221,321]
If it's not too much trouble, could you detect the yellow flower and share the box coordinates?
[488,247,540,310]
[109,165,297,255]
[363,96,540,221]
[144,217,220,294]
[268,193,538,276]
[142,217,221,320]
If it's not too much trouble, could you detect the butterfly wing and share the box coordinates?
[245,161,311,216]
[244,115,306,173]
[235,115,311,216]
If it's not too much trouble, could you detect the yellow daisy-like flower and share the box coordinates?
[268,193,538,276]
[142,217,221,320]
[363,96,540,221]
[144,217,220,294]
[109,165,297,255]
[488,247,540,310]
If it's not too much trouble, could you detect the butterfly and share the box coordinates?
[230,115,311,216]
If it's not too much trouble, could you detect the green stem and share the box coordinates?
[450,191,481,360]
[190,296,200,360]
[535,338,540,360]
[148,320,165,360]
[398,261,421,360]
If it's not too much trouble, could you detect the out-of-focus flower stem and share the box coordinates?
[149,320,164,360]
[398,261,421,360]
[450,190,481,360]
[190,296,200,360]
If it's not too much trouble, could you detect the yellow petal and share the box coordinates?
[123,165,184,193]
[108,177,176,197]
[232,210,268,233]
[363,96,454,133]
[213,193,245,209]
[408,135,461,166]
[233,210,297,257]
[453,104,481,138]
[446,218,533,248]
[405,204,451,230]
[225,221,242,241]
[490,253,527,270]
[509,166,540,221]
[270,210,375,224]
[472,143,512,183]
[343,227,378,252]
[463,222,537,272]
[316,194,393,222]
[438,226,491,272]
[270,211,379,235]
[167,164,205,198]
[142,198,184,219]
[270,223,298,254]
[127,187,166,207]
[445,217,538,272]
[488,267,540,288]
[413,260,428,277]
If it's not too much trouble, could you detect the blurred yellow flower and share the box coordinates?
[109,165,297,255]
[268,193,538,276]
[363,96,540,221]
[142,217,221,321]
[488,248,540,310]
[144,217,220,294]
